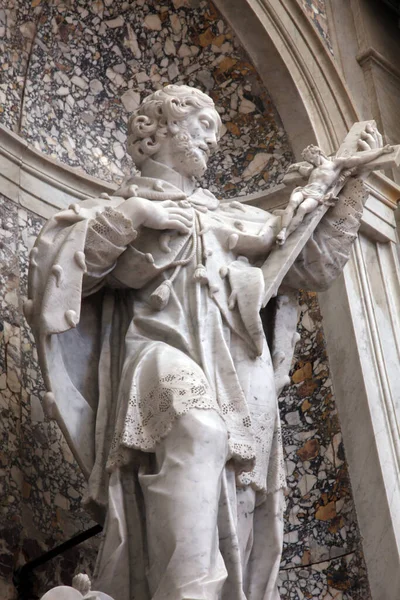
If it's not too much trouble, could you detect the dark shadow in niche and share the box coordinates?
[13,524,102,600]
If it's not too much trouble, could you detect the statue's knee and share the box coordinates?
[291,191,303,204]
[297,204,309,217]
[178,410,228,461]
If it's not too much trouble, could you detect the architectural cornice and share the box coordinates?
[1,121,399,247]
[357,46,400,84]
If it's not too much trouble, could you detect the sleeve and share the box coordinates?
[283,179,366,291]
[83,207,138,295]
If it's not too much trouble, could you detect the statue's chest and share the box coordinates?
[195,204,266,261]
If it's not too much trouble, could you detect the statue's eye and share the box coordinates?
[200,119,211,129]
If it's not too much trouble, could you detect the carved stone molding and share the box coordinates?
[214,0,358,158]
[0,124,116,219]
[211,3,400,599]
[325,0,400,185]
[318,222,400,600]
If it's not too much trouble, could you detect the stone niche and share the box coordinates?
[2,0,396,599]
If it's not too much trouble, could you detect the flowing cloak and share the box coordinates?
[26,173,365,520]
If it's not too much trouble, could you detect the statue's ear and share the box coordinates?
[167,119,180,135]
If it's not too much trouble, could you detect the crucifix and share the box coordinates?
[260,120,400,306]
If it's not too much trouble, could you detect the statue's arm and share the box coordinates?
[298,164,314,178]
[286,162,313,178]
[334,145,393,170]
[282,183,365,291]
[83,197,192,295]
[82,205,140,296]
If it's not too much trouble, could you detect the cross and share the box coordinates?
[260,120,400,307]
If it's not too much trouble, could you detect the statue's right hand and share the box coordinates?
[118,197,193,235]
[141,199,193,234]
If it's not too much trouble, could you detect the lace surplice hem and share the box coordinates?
[106,366,286,497]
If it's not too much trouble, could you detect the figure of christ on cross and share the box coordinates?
[276,126,394,245]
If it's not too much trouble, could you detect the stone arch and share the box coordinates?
[214,0,359,156]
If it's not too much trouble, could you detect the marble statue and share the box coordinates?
[26,85,395,600]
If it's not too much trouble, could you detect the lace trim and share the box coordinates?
[106,405,222,472]
[106,367,262,482]
[106,366,285,496]
[107,368,220,470]
[88,207,137,248]
[238,420,286,495]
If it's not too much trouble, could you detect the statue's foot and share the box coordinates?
[276,230,286,245]
[322,193,338,207]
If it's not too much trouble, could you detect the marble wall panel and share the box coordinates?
[0,195,23,599]
[278,548,370,599]
[277,292,371,599]
[0,0,41,132]
[0,194,99,599]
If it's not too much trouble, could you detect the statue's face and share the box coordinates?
[313,152,323,166]
[155,106,220,178]
[305,151,321,166]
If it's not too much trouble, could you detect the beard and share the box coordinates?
[170,130,208,178]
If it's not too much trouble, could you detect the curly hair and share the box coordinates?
[127,85,222,167]
[301,144,327,163]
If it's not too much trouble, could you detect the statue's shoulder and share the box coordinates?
[42,195,125,227]
[116,175,186,202]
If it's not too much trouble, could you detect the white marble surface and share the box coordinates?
[41,586,114,600]
[0,1,397,594]
[327,0,400,186]
[319,171,400,600]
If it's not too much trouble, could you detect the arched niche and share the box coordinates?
[0,2,399,599]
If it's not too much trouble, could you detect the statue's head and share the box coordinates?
[127,84,223,178]
[301,144,325,166]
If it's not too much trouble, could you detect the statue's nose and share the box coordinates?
[205,135,218,150]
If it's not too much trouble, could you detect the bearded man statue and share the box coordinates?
[27,85,368,600]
